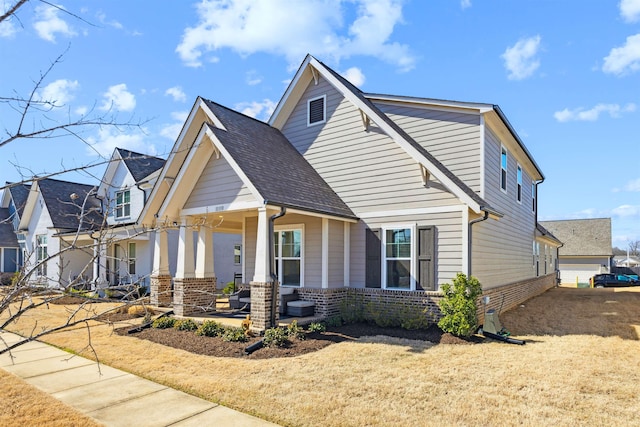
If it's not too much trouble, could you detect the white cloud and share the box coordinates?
[246,70,263,86]
[165,86,187,102]
[100,84,136,112]
[501,35,542,80]
[36,79,79,107]
[75,106,88,116]
[620,0,640,22]
[33,4,77,42]
[460,0,472,9]
[342,67,366,87]
[176,0,415,71]
[612,204,640,218]
[96,11,123,30]
[235,99,277,121]
[621,178,640,192]
[0,3,18,38]
[160,111,189,140]
[603,33,640,75]
[554,103,636,122]
[86,127,154,158]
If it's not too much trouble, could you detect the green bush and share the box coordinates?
[222,281,236,295]
[222,327,248,342]
[196,320,224,337]
[286,320,305,340]
[263,327,289,347]
[437,273,482,337]
[174,318,199,331]
[152,316,176,329]
[326,316,343,327]
[308,322,326,333]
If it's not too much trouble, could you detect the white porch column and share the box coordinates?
[344,222,350,287]
[253,207,270,283]
[175,218,195,279]
[93,239,107,285]
[195,225,214,278]
[322,218,329,289]
[152,229,170,276]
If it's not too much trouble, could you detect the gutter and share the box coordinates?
[268,206,287,328]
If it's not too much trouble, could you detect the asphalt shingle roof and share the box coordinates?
[202,99,356,219]
[38,179,104,231]
[8,183,30,218]
[0,208,18,247]
[540,218,613,257]
[116,148,165,182]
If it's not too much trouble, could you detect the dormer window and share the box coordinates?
[307,95,326,126]
[115,190,130,219]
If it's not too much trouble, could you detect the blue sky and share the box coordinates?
[1,0,639,248]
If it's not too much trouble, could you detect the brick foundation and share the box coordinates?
[250,281,278,331]
[173,277,217,316]
[150,275,172,307]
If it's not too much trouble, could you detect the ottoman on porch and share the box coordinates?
[286,300,315,317]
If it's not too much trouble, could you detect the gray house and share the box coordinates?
[0,183,31,275]
[140,55,561,330]
[540,218,613,285]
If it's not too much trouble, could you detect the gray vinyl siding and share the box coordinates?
[280,77,460,215]
[184,155,255,210]
[349,211,463,290]
[375,103,482,193]
[472,128,537,288]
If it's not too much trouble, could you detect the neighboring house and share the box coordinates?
[0,183,31,273]
[614,255,640,267]
[139,55,561,330]
[540,218,613,285]
[18,179,103,287]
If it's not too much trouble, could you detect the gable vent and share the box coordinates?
[308,95,326,126]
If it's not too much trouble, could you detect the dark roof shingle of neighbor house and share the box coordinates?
[540,218,613,257]
[7,182,31,218]
[38,179,104,231]
[0,208,18,247]
[116,148,165,182]
[202,99,356,220]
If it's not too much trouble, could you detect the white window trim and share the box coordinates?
[115,189,131,219]
[274,223,305,287]
[36,234,47,277]
[381,223,416,290]
[234,243,242,266]
[516,163,523,204]
[500,145,508,194]
[307,95,326,127]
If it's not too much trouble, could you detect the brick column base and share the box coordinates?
[250,281,278,332]
[150,275,172,307]
[173,276,217,316]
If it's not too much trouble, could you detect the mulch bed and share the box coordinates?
[113,322,477,359]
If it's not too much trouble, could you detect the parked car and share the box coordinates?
[591,273,639,288]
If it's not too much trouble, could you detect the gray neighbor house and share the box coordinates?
[140,55,562,330]
[540,218,613,285]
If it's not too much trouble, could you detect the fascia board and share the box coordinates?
[18,183,40,231]
[308,57,484,213]
[367,94,494,114]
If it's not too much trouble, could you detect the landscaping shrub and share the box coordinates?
[127,305,153,317]
[174,319,199,332]
[286,320,305,340]
[152,316,176,329]
[196,320,224,337]
[222,327,248,342]
[263,327,289,347]
[0,272,15,286]
[437,273,482,337]
[222,281,236,295]
[326,315,343,327]
[308,322,326,333]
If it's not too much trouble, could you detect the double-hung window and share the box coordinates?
[274,228,302,286]
[36,235,47,276]
[385,228,412,289]
[500,146,508,192]
[516,164,523,203]
[234,244,242,265]
[531,183,536,213]
[115,190,130,219]
[128,243,136,275]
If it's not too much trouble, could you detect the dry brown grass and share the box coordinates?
[0,369,101,427]
[3,286,640,427]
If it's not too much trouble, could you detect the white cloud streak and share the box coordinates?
[36,79,79,107]
[175,0,415,71]
[86,127,154,158]
[100,84,136,112]
[160,111,189,140]
[33,4,77,42]
[620,0,640,22]
[342,67,366,87]
[501,35,541,80]
[603,33,640,75]
[235,99,277,121]
[165,86,187,102]
[554,103,636,122]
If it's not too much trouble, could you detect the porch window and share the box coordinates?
[115,190,130,219]
[36,235,47,276]
[128,243,136,275]
[234,244,242,265]
[384,228,411,289]
[274,229,302,286]
[516,164,522,203]
[500,146,508,192]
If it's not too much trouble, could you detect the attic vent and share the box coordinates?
[214,205,226,212]
[308,95,326,126]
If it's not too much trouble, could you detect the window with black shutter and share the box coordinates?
[365,228,381,288]
[308,95,325,126]
[417,226,435,291]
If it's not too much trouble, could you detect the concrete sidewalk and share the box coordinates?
[0,331,279,427]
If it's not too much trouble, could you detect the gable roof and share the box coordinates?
[116,148,165,182]
[200,100,356,219]
[21,179,103,232]
[8,183,30,218]
[0,208,18,247]
[540,218,613,257]
[269,55,503,217]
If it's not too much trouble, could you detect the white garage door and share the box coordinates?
[560,264,602,285]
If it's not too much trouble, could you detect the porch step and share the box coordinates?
[287,300,315,317]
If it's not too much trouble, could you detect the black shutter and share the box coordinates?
[417,226,435,291]
[309,97,324,124]
[365,228,381,288]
